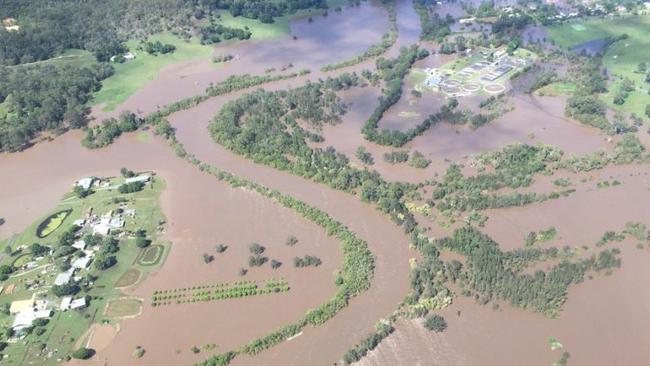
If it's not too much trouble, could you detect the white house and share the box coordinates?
[12,309,52,331]
[53,268,75,286]
[70,298,87,310]
[60,296,73,310]
[72,256,92,269]
[72,239,87,250]
[75,177,94,190]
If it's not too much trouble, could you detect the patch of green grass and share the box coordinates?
[137,244,164,266]
[105,298,142,318]
[92,33,214,112]
[535,82,577,97]
[136,132,151,143]
[409,68,427,85]
[218,12,291,40]
[0,102,7,118]
[547,16,650,116]
[36,209,72,238]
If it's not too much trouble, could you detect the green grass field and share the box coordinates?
[535,82,577,97]
[547,15,650,116]
[0,173,169,365]
[218,11,291,40]
[92,33,214,112]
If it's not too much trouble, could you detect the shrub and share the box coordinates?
[248,255,268,267]
[118,181,144,194]
[203,254,214,264]
[72,347,95,360]
[249,243,265,255]
[286,236,298,246]
[293,255,322,267]
[423,314,447,332]
[135,236,150,248]
[133,346,145,358]
[271,260,282,269]
[216,244,228,253]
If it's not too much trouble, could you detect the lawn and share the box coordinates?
[92,32,214,112]
[105,298,142,318]
[218,11,291,40]
[547,15,650,116]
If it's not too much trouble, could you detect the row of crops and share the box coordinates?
[151,278,290,307]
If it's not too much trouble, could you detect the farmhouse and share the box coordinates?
[72,239,87,250]
[75,177,95,190]
[60,296,87,310]
[72,255,92,269]
[10,299,34,314]
[54,268,75,286]
[10,299,52,331]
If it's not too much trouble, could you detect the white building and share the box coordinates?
[70,298,87,310]
[72,239,87,250]
[54,268,75,286]
[60,296,73,310]
[75,177,94,190]
[125,174,151,184]
[72,256,92,269]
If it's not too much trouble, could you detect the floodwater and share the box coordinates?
[0,132,344,366]
[571,39,609,57]
[358,164,650,366]
[2,2,648,366]
[92,0,390,122]
[168,88,414,366]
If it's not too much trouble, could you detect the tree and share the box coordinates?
[203,253,214,263]
[423,314,447,332]
[52,283,80,297]
[286,236,298,246]
[249,243,265,255]
[135,236,150,248]
[638,62,647,73]
[30,243,50,257]
[72,347,95,360]
[73,185,90,198]
[120,167,135,178]
[646,105,650,118]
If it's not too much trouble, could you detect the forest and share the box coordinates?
[0,63,113,152]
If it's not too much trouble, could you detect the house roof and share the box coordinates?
[9,299,33,314]
[54,268,75,286]
[125,175,151,184]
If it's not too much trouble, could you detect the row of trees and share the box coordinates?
[207,74,418,231]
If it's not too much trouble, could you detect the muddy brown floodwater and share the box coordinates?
[0,132,346,366]
[167,84,414,365]
[357,162,650,366]
[92,0,390,122]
